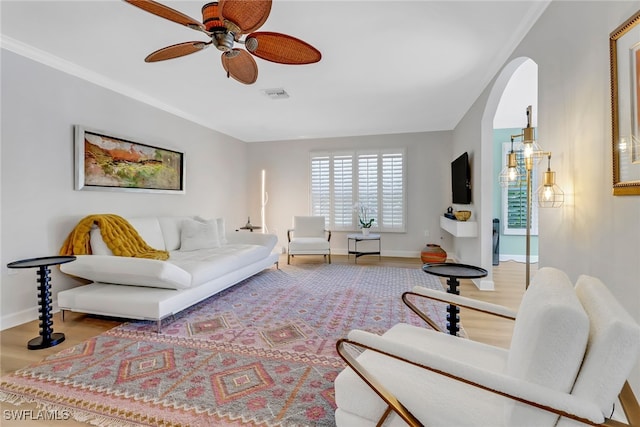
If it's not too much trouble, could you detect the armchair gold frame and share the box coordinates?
[336,289,640,427]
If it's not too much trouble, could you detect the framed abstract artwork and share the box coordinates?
[611,10,640,195]
[74,126,185,194]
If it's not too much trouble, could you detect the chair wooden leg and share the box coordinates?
[336,339,422,427]
[614,381,640,427]
[376,406,393,427]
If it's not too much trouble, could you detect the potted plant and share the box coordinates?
[354,202,375,235]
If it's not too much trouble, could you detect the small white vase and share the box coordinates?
[362,228,370,236]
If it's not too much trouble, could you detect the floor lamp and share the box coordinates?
[260,169,269,233]
[499,106,564,288]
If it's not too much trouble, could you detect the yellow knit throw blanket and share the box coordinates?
[59,214,169,260]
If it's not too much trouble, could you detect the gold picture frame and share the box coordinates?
[611,10,640,195]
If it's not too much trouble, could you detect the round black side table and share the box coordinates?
[7,255,76,350]
[422,262,488,336]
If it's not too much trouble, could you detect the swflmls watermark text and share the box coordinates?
[3,409,71,421]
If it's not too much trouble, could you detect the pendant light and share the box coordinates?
[499,137,525,187]
[535,155,564,208]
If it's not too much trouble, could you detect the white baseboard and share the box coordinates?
[0,301,59,331]
[1,306,38,331]
[498,254,539,263]
[474,278,495,291]
[332,249,420,258]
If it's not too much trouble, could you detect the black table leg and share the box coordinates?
[422,263,488,337]
[446,276,460,336]
[28,265,65,349]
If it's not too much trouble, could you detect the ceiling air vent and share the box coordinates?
[262,88,290,100]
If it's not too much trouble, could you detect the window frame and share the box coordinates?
[310,148,407,233]
[501,142,538,236]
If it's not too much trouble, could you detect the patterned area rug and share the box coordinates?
[0,264,447,426]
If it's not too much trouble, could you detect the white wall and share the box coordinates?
[493,60,539,261]
[451,107,487,277]
[494,59,538,129]
[456,1,640,391]
[244,131,453,258]
[0,50,248,329]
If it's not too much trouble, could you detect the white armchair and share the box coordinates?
[287,216,331,264]
[335,267,640,426]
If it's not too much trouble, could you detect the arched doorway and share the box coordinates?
[480,57,538,286]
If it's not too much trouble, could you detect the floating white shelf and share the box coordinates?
[440,216,478,237]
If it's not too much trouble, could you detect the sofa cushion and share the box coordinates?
[169,244,270,286]
[505,267,589,426]
[158,216,191,251]
[289,237,330,252]
[89,226,113,255]
[179,218,220,251]
[127,217,166,250]
[60,254,192,289]
[193,216,227,245]
[89,217,165,255]
[217,218,228,245]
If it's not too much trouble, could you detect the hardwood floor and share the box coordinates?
[327,255,529,348]
[0,255,529,425]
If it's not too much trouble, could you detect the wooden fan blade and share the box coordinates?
[145,41,210,62]
[221,49,258,84]
[219,0,271,34]
[124,0,207,33]
[246,32,321,64]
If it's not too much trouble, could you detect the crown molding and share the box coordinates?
[0,35,217,133]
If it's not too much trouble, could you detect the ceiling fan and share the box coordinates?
[124,0,321,84]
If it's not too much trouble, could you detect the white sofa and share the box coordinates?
[58,216,279,331]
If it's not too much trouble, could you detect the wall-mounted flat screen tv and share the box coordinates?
[451,152,471,204]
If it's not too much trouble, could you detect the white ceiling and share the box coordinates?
[0,0,550,143]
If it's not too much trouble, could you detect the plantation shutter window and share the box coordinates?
[501,143,538,235]
[310,155,330,223]
[310,149,406,232]
[358,154,378,228]
[382,152,404,229]
[333,155,354,228]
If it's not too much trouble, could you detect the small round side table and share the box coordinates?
[7,255,76,350]
[422,262,488,336]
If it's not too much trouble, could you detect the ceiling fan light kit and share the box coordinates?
[124,0,321,85]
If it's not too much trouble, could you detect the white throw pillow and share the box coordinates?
[89,225,114,255]
[179,218,220,251]
[216,217,227,245]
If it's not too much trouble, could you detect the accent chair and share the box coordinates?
[287,216,331,264]
[335,267,640,426]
